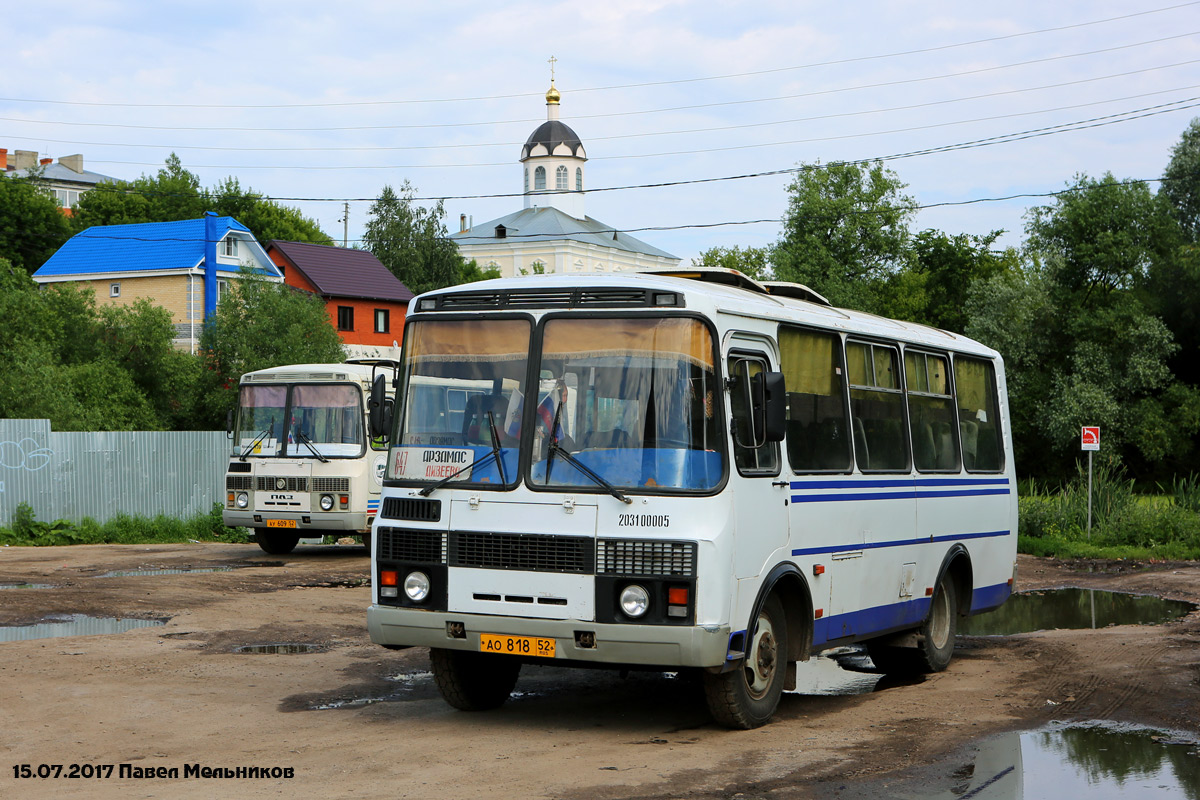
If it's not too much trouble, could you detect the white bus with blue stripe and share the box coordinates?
[223,360,397,555]
[366,269,1016,728]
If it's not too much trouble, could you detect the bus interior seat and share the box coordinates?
[960,420,978,470]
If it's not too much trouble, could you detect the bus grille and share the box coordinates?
[312,477,350,493]
[377,528,445,563]
[256,476,309,492]
[225,476,252,491]
[597,539,697,577]
[380,497,442,522]
[450,532,594,574]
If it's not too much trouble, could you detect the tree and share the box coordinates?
[196,269,345,427]
[362,182,464,295]
[72,155,334,246]
[458,259,502,284]
[1162,117,1200,241]
[209,176,333,245]
[0,173,73,274]
[770,160,916,310]
[695,245,772,280]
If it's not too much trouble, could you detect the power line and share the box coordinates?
[2,3,1194,110]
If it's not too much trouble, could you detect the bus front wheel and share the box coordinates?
[253,528,299,555]
[703,594,788,729]
[429,648,521,711]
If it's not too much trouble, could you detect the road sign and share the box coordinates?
[1081,426,1100,451]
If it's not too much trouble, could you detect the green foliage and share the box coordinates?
[770,160,915,310]
[1161,117,1200,242]
[1165,472,1200,513]
[458,259,502,284]
[196,268,345,427]
[0,503,249,546]
[71,154,332,246]
[695,245,772,280]
[362,182,464,295]
[0,172,73,273]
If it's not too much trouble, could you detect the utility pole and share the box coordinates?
[342,202,349,248]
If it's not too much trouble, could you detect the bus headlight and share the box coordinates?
[404,571,430,602]
[319,494,335,511]
[619,584,650,618]
[235,492,249,509]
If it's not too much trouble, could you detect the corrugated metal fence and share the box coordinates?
[0,419,229,526]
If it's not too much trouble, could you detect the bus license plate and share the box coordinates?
[479,633,555,658]
[266,519,297,529]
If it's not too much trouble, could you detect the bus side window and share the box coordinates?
[905,351,960,472]
[779,326,851,472]
[846,341,910,472]
[728,354,780,475]
[954,356,1004,472]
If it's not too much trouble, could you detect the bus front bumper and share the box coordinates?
[367,604,731,669]
[222,511,370,532]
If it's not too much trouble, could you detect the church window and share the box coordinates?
[534,166,546,191]
[576,168,583,191]
[524,168,529,193]
[556,165,568,190]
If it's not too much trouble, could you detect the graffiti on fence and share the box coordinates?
[0,439,54,472]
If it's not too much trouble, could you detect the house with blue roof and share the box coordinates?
[32,213,281,352]
[451,81,680,277]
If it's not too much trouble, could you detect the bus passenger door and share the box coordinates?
[726,348,790,580]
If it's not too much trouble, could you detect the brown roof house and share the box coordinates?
[267,241,415,360]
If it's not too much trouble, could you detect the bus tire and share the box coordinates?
[429,648,521,711]
[253,529,298,555]
[703,594,787,729]
[867,573,957,674]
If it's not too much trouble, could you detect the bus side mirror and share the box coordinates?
[752,371,787,443]
[225,408,234,439]
[368,373,392,441]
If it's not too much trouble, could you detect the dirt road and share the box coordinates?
[0,544,1197,799]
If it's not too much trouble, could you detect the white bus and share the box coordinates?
[223,360,397,555]
[366,270,1017,728]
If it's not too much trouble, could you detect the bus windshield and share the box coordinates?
[233,383,365,459]
[388,318,531,487]
[530,316,723,493]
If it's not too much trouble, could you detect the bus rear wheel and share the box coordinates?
[868,573,957,674]
[429,648,522,711]
[703,594,788,729]
[253,528,299,555]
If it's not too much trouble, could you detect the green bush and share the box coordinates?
[0,503,250,546]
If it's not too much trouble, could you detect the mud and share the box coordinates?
[0,544,1197,799]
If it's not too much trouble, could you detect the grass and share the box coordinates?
[1018,462,1200,560]
[0,502,251,547]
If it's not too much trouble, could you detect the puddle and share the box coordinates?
[960,588,1197,635]
[387,670,434,684]
[911,722,1200,799]
[95,567,235,578]
[311,696,397,710]
[0,582,55,590]
[234,643,325,654]
[0,614,167,643]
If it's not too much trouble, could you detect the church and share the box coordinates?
[451,79,681,276]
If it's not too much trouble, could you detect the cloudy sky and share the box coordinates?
[4,1,1198,263]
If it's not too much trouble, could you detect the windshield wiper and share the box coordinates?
[546,441,632,504]
[293,426,329,463]
[544,399,631,504]
[418,414,505,497]
[238,418,275,461]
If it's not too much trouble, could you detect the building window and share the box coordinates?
[534,166,546,190]
[556,165,568,190]
[524,168,529,193]
[576,168,583,191]
[222,237,238,257]
[54,188,81,208]
[337,306,354,331]
[217,279,229,302]
[374,308,390,333]
[109,282,121,298]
